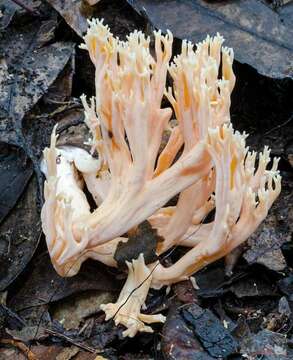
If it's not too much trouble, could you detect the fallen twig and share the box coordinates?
[44,328,99,354]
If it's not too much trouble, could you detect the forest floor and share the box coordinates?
[0,0,292,359]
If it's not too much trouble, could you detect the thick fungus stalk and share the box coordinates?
[101,254,165,337]
[41,19,281,337]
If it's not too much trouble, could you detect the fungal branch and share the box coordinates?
[73,19,211,252]
[151,126,281,287]
[155,34,236,253]
[41,19,281,337]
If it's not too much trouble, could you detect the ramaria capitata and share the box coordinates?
[41,19,281,337]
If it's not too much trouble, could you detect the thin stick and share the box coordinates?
[44,329,99,353]
[263,114,293,136]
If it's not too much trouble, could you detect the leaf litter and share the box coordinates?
[128,0,293,78]
[0,0,292,358]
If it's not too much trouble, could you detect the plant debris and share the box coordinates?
[114,221,160,268]
[162,305,213,360]
[9,255,118,311]
[0,0,19,30]
[128,0,293,78]
[243,173,292,271]
[0,0,292,357]
[0,16,74,125]
[182,303,238,357]
[0,177,40,290]
[0,144,32,223]
[52,291,115,330]
[240,329,293,358]
[45,0,90,37]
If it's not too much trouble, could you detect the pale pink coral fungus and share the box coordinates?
[41,19,281,337]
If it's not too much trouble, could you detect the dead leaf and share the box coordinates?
[46,0,91,37]
[0,339,37,360]
[9,254,118,311]
[244,174,292,271]
[6,326,47,342]
[173,280,198,304]
[278,275,293,298]
[43,54,75,105]
[55,346,80,360]
[0,176,41,290]
[0,16,74,124]
[27,345,66,360]
[162,305,213,360]
[181,303,238,358]
[56,122,91,152]
[279,1,293,27]
[22,104,86,161]
[0,303,26,331]
[128,0,293,78]
[52,290,115,329]
[0,13,73,200]
[114,221,160,268]
[230,276,277,298]
[0,291,7,304]
[240,329,293,358]
[85,321,122,351]
[225,245,246,276]
[244,228,287,271]
[0,13,74,192]
[0,347,26,360]
[194,265,247,299]
[44,326,99,354]
[74,353,97,360]
[0,0,19,30]
[0,144,32,224]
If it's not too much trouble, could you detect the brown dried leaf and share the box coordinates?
[28,345,66,360]
[55,346,80,360]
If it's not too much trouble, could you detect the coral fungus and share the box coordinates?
[41,19,281,337]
